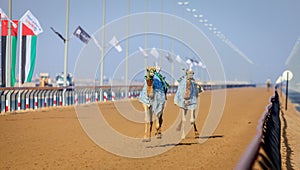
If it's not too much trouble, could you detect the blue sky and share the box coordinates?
[1,0,300,84]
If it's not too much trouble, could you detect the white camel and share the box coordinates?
[174,68,202,139]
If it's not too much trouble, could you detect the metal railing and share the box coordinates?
[236,90,281,170]
[0,85,147,113]
[0,83,256,114]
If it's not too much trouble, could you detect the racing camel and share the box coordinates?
[174,68,202,139]
[139,66,169,142]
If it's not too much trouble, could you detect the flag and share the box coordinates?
[20,10,43,35]
[139,46,148,57]
[0,8,8,19]
[192,60,199,66]
[92,36,102,51]
[1,20,18,86]
[73,26,91,44]
[189,63,193,70]
[176,55,184,64]
[0,8,17,28]
[189,58,201,67]
[185,59,192,65]
[150,47,159,59]
[165,53,173,63]
[51,27,65,43]
[21,23,38,83]
[109,36,122,52]
[19,10,43,83]
[197,61,203,67]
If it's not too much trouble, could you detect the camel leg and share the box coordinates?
[181,109,187,139]
[155,111,163,139]
[190,109,199,138]
[143,121,153,141]
[142,105,152,142]
[176,120,182,131]
[193,123,199,138]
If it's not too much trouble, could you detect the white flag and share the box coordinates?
[0,8,8,19]
[185,59,192,65]
[165,53,173,63]
[197,61,203,67]
[192,60,202,67]
[109,36,122,52]
[189,63,193,70]
[20,10,43,35]
[186,60,193,69]
[92,36,102,51]
[139,46,148,57]
[0,8,17,28]
[176,55,184,63]
[150,47,159,59]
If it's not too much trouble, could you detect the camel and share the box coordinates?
[174,68,202,139]
[138,66,168,142]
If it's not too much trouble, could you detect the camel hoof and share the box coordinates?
[194,131,199,138]
[155,132,162,139]
[142,138,151,142]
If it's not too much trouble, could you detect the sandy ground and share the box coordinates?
[280,93,300,170]
[0,88,278,169]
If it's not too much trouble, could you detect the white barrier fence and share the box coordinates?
[0,84,256,113]
[0,85,147,113]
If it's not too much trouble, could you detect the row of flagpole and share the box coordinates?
[62,0,208,88]
[177,1,254,65]
[53,0,208,88]
[1,1,210,88]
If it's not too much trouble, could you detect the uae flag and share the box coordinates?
[19,10,43,84]
[1,20,18,87]
[21,24,37,83]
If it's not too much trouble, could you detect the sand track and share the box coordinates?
[0,88,280,169]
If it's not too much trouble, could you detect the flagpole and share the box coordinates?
[18,21,23,87]
[159,0,164,66]
[171,0,175,85]
[63,0,70,88]
[16,20,22,112]
[171,39,174,85]
[63,0,70,106]
[100,0,106,100]
[144,0,148,70]
[7,0,12,87]
[3,0,12,113]
[100,0,106,101]
[0,13,2,86]
[125,0,130,98]
[100,0,106,86]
